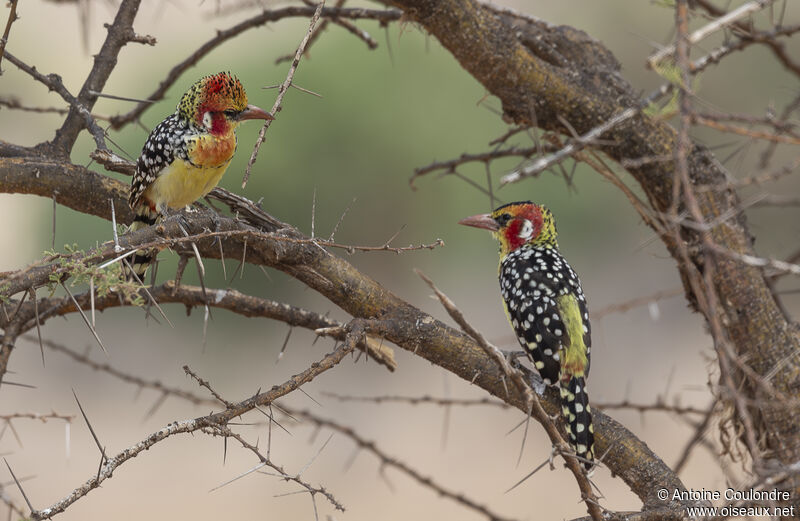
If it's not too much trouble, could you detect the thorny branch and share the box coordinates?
[647,0,776,68]
[322,391,513,409]
[242,1,325,188]
[0,412,73,423]
[289,408,521,521]
[2,0,800,519]
[322,392,711,418]
[28,342,355,520]
[108,5,401,130]
[3,52,109,152]
[694,0,800,77]
[0,0,19,72]
[26,334,217,409]
[12,333,517,521]
[51,0,148,156]
[0,152,691,512]
[6,283,397,371]
[204,424,344,513]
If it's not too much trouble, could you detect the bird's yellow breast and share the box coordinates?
[144,132,236,210]
[144,157,231,210]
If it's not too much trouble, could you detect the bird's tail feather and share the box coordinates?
[559,374,595,470]
[125,206,160,282]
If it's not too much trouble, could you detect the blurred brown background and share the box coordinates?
[1,1,798,519]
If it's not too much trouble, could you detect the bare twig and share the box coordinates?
[30,342,355,520]
[673,402,716,474]
[0,0,21,72]
[274,0,358,65]
[27,335,217,407]
[594,399,709,416]
[206,425,344,512]
[0,412,73,423]
[592,288,684,319]
[289,408,519,521]
[242,1,325,188]
[694,0,800,77]
[51,0,143,154]
[108,5,401,130]
[411,145,553,188]
[693,115,800,145]
[500,107,638,185]
[694,22,800,76]
[648,0,775,68]
[706,243,800,277]
[14,283,396,372]
[3,52,108,151]
[321,392,512,409]
[694,110,799,138]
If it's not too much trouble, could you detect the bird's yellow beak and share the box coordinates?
[238,104,275,121]
[458,213,498,231]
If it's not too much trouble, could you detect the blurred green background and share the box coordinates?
[1,1,798,520]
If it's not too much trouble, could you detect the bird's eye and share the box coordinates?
[496,213,512,227]
[223,109,238,118]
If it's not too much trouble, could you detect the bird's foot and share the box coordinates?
[502,349,547,396]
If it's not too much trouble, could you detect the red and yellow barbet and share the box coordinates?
[127,72,273,279]
[460,201,595,469]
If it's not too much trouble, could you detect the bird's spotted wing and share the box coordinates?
[129,114,192,209]
[500,246,591,383]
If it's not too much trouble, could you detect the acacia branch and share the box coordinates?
[382,0,800,482]
[3,52,108,152]
[289,408,520,521]
[107,5,401,130]
[7,283,396,371]
[0,0,19,72]
[0,158,687,509]
[694,0,800,77]
[647,0,775,68]
[49,0,145,155]
[29,341,354,520]
[242,0,325,188]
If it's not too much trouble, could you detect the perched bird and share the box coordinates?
[127,72,273,280]
[459,201,594,469]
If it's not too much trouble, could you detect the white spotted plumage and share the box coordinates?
[460,201,595,469]
[500,244,591,385]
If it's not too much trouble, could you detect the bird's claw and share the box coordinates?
[176,213,193,233]
[529,375,547,396]
[501,349,547,395]
[501,349,528,366]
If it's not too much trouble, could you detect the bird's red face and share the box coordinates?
[179,72,274,135]
[459,202,554,256]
